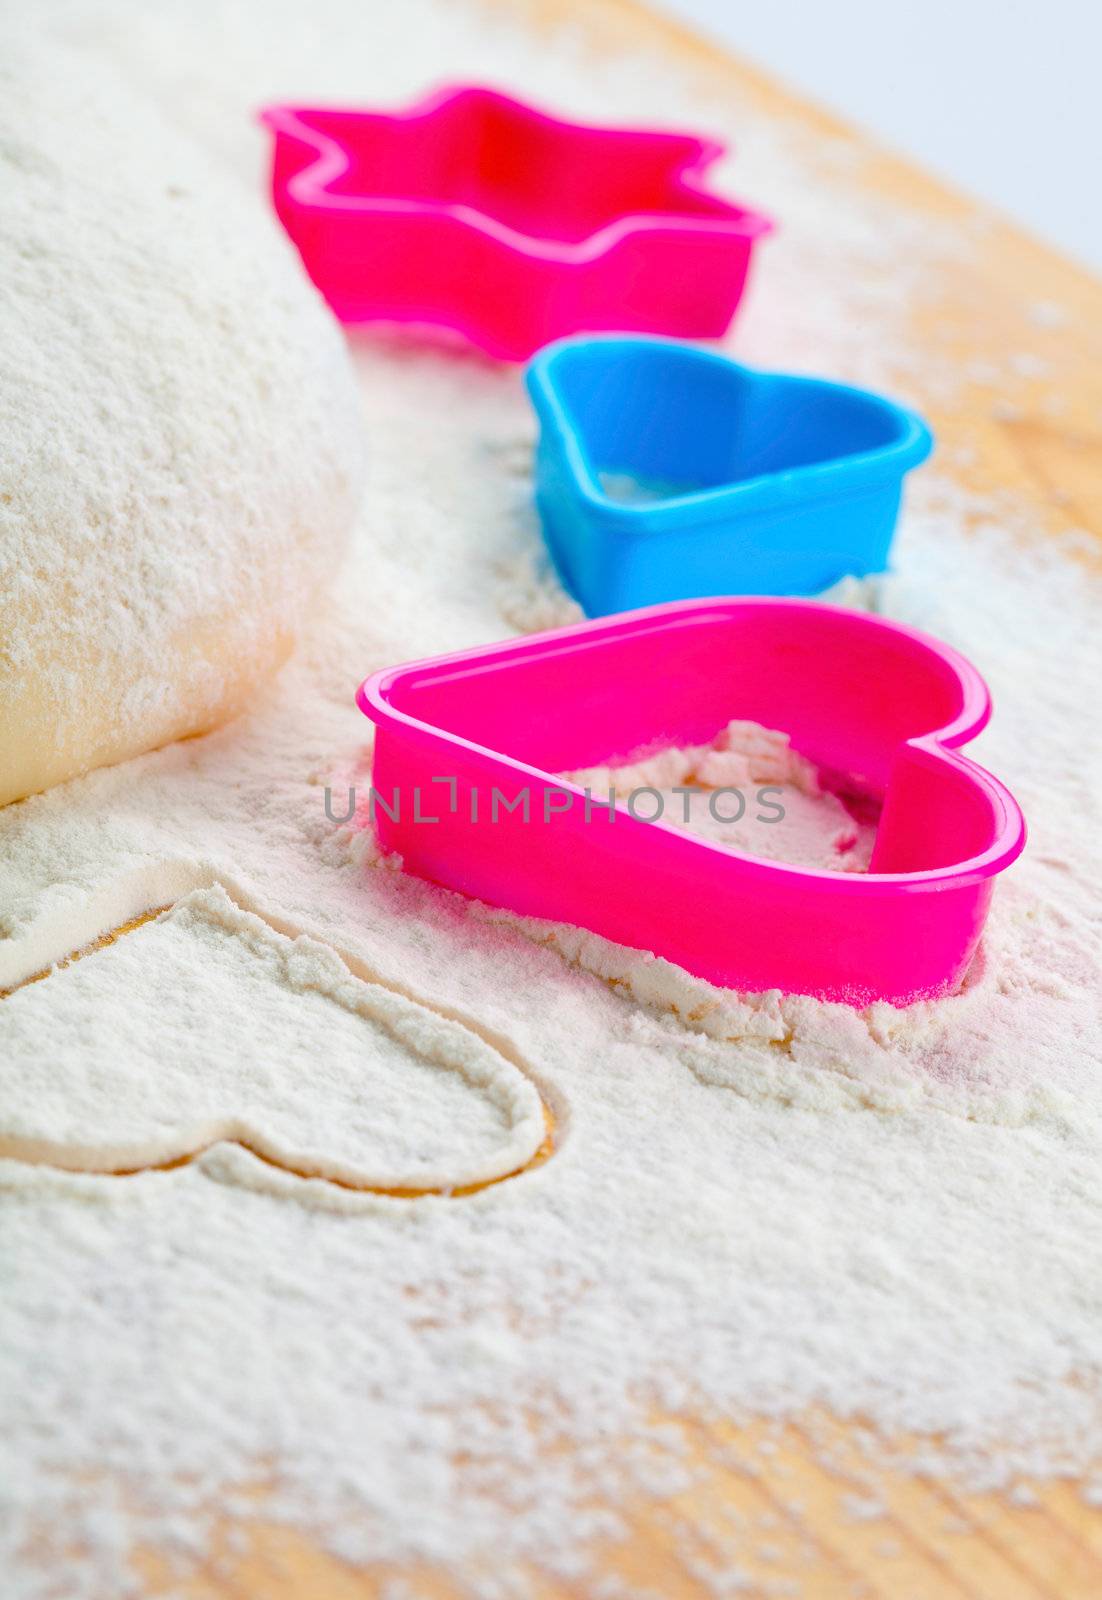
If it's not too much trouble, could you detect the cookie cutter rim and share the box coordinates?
[258,84,774,267]
[527,334,932,523]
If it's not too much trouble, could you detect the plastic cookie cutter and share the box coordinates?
[259,86,773,361]
[356,598,1025,1006]
[526,336,933,616]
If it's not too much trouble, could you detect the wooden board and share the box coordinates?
[59,0,1102,1593]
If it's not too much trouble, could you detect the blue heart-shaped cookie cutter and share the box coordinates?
[526,335,932,616]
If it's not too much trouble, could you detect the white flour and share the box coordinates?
[562,719,876,872]
[2,2,1102,1597]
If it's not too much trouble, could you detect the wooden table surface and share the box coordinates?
[68,0,1102,1593]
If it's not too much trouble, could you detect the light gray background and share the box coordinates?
[653,0,1102,273]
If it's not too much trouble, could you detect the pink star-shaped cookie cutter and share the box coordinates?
[259,85,774,361]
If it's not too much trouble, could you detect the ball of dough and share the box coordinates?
[0,45,365,808]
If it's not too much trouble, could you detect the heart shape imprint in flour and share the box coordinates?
[0,883,551,1195]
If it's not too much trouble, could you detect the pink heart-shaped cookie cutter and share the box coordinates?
[357,599,1026,1006]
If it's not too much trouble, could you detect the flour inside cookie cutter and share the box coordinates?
[259,87,773,361]
[526,336,933,615]
[356,599,1025,1006]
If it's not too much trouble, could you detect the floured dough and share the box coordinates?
[0,42,365,807]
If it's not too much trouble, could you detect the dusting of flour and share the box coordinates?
[2,3,1102,1598]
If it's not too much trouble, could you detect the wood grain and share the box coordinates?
[92,0,1102,1591]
